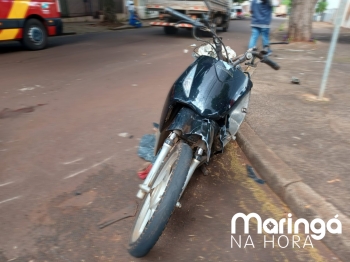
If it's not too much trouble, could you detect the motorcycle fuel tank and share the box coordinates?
[168,55,252,121]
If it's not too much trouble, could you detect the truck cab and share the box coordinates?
[0,0,62,50]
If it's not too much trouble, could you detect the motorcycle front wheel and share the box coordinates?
[128,141,192,257]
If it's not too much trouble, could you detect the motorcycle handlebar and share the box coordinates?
[164,7,205,28]
[261,56,280,70]
[232,54,250,67]
[248,51,280,70]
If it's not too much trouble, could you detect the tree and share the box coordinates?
[282,0,292,7]
[316,0,328,21]
[103,0,116,23]
[288,0,319,41]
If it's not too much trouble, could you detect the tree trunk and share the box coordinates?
[104,0,117,23]
[288,0,318,41]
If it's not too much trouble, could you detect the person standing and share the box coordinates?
[126,0,134,23]
[126,0,142,27]
[248,0,279,55]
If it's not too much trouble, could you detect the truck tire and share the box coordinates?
[164,26,178,35]
[223,21,229,32]
[22,18,48,51]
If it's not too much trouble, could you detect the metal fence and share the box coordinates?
[59,0,124,18]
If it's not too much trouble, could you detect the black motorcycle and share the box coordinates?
[128,7,280,258]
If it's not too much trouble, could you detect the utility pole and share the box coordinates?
[318,0,348,99]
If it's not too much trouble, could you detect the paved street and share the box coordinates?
[0,19,340,261]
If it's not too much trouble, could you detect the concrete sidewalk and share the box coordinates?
[238,22,350,261]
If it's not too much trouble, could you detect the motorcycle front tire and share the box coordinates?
[128,141,192,257]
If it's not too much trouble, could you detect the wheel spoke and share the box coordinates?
[149,194,161,210]
[150,163,174,209]
[138,208,152,235]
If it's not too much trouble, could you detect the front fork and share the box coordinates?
[136,131,204,204]
[176,147,203,208]
[136,131,180,199]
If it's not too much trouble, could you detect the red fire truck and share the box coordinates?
[0,0,62,50]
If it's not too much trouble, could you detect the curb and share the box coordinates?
[61,25,152,36]
[108,25,152,31]
[61,32,77,36]
[237,73,350,261]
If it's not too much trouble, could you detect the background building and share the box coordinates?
[58,0,158,19]
[59,0,125,17]
[318,0,350,28]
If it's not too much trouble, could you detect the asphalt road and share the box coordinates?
[0,19,340,261]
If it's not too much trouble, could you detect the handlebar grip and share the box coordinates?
[164,7,204,27]
[261,56,280,70]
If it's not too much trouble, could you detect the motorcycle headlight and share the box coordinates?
[182,65,197,97]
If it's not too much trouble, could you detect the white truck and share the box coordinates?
[275,4,288,17]
[146,0,231,34]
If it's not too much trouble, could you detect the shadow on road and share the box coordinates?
[0,34,92,54]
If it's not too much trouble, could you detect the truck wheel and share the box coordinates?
[22,18,48,51]
[223,22,229,32]
[164,26,178,35]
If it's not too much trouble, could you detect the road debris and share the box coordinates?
[246,165,265,184]
[19,87,35,91]
[98,202,137,229]
[138,162,152,180]
[138,134,157,163]
[118,132,133,138]
[327,179,341,183]
[59,191,96,207]
[291,77,300,84]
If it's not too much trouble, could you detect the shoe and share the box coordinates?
[263,45,272,56]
